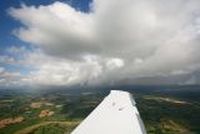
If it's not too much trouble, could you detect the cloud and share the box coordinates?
[0,67,5,73]
[9,2,95,59]
[0,47,125,87]
[0,66,24,87]
[3,0,200,87]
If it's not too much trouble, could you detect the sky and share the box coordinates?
[1,0,200,89]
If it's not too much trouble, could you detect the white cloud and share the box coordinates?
[3,0,200,87]
[106,58,124,70]
[27,54,124,86]
[0,48,124,87]
[0,67,5,73]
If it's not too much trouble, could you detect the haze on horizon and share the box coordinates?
[1,0,200,89]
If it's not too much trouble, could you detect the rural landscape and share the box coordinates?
[1,0,200,134]
[0,85,199,134]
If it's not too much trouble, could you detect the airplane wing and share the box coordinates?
[71,90,147,134]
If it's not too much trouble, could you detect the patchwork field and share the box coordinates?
[0,85,199,134]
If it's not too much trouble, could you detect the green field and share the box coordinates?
[0,86,199,134]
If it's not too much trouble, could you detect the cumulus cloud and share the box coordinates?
[3,0,200,87]
[0,47,125,87]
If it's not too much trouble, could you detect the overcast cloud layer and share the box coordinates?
[1,0,200,88]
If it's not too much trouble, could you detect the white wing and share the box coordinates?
[71,90,147,134]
